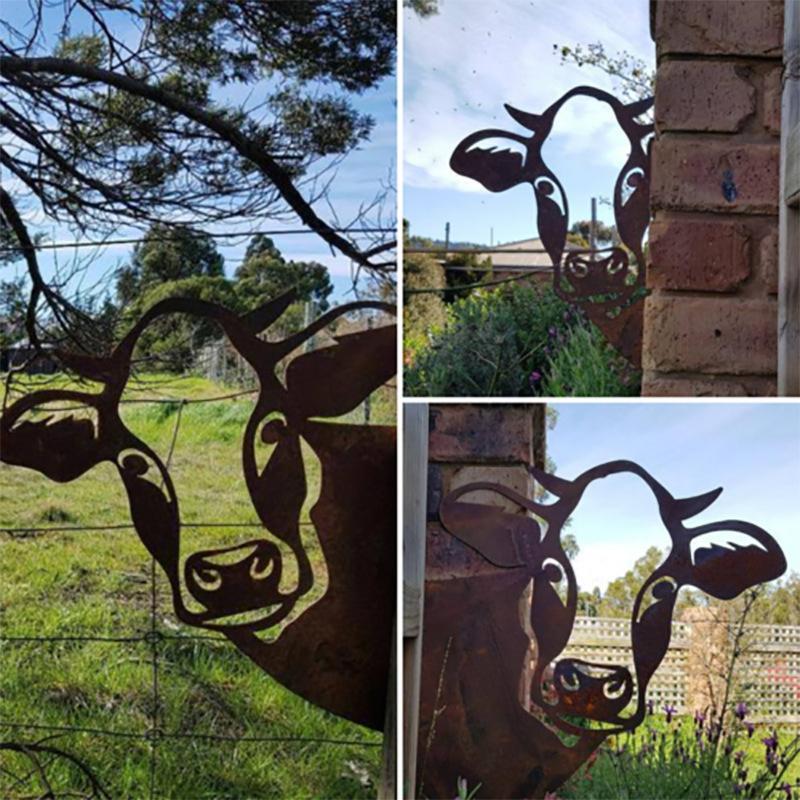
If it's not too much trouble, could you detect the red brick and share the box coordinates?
[651,139,780,214]
[763,67,782,135]
[654,0,784,58]
[428,405,533,463]
[426,522,501,580]
[642,375,777,397]
[440,464,532,511]
[648,217,751,292]
[655,62,755,133]
[643,295,777,375]
[760,229,779,294]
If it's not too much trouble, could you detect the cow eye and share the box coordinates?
[635,577,677,623]
[260,416,287,444]
[254,413,289,472]
[543,560,562,583]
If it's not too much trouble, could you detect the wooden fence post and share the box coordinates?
[378,618,397,800]
[779,0,800,394]
[403,403,429,799]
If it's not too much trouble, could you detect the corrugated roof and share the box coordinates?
[477,237,552,269]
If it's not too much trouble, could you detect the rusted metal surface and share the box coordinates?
[417,461,786,799]
[0,291,396,731]
[450,86,653,364]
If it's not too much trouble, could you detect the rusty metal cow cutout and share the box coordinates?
[417,460,786,799]
[451,87,653,364]
[0,291,396,730]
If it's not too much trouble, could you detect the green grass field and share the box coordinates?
[0,373,394,799]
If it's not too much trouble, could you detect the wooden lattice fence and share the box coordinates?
[562,615,800,723]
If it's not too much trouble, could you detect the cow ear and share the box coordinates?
[1,396,103,482]
[450,130,530,193]
[684,523,786,600]
[440,485,542,569]
[285,323,396,419]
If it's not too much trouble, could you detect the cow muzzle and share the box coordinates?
[552,658,634,724]
[184,539,285,624]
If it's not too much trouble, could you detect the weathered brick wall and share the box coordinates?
[425,404,545,580]
[643,0,784,396]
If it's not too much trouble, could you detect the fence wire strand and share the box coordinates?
[0,383,383,798]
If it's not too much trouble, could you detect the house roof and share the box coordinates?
[476,237,552,270]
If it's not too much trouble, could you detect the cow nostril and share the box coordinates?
[193,567,222,591]
[249,556,275,581]
[559,671,580,692]
[604,678,627,699]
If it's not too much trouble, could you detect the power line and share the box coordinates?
[0,521,315,534]
[0,227,397,255]
[405,272,539,295]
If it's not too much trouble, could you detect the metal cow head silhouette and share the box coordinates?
[450,87,653,364]
[0,292,396,730]
[417,460,785,799]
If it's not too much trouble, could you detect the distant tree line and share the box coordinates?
[0,223,333,371]
[578,545,800,626]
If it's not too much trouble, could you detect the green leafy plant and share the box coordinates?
[405,283,637,397]
[404,282,575,396]
[562,592,800,799]
[455,776,482,800]
[540,324,640,397]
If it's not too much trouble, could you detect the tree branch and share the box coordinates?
[0,55,395,270]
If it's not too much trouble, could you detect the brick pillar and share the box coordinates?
[424,403,545,698]
[643,0,784,396]
[683,606,731,715]
[426,404,544,560]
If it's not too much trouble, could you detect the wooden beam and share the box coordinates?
[378,618,397,800]
[402,403,429,799]
[778,0,800,395]
[786,119,800,206]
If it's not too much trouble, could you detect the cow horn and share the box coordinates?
[504,103,542,132]
[241,289,297,334]
[527,465,572,497]
[673,487,723,520]
[622,96,654,119]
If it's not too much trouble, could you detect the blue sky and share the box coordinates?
[1,0,396,302]
[403,0,654,244]
[547,402,800,593]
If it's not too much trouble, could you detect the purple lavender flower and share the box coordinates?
[529,370,542,385]
[746,721,755,738]
[646,698,654,716]
[694,710,705,728]
[735,701,748,721]
[782,783,793,799]
[763,733,779,752]
[663,703,677,724]
[734,751,745,765]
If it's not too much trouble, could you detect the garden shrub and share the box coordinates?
[403,252,447,361]
[561,705,800,800]
[539,324,640,397]
[404,282,637,397]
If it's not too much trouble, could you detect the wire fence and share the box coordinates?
[0,379,384,798]
[0,226,397,255]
